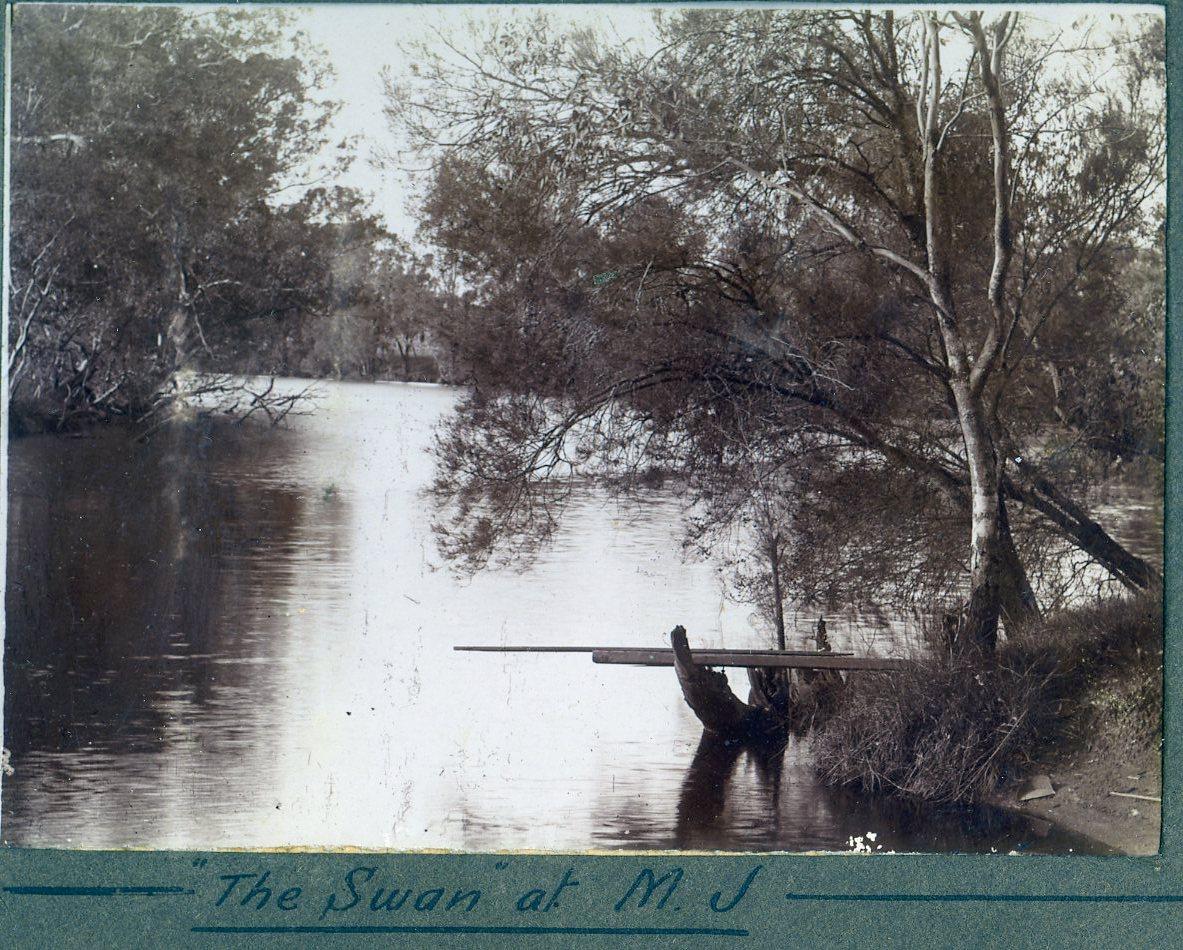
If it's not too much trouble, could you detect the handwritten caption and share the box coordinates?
[208,862,763,923]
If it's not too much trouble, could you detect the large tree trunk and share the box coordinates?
[1002,467,1161,591]
[838,403,1145,608]
[949,379,1005,653]
[918,13,1013,655]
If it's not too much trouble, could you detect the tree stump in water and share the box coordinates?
[670,626,785,743]
[799,616,844,716]
[747,666,793,717]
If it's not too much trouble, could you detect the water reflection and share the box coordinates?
[2,380,1152,853]
[4,418,352,847]
[677,734,745,835]
[612,730,1110,855]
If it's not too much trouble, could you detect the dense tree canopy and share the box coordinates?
[8,6,448,430]
[386,9,1164,646]
[9,6,337,425]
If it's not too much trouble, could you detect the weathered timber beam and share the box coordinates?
[454,645,855,656]
[592,650,907,671]
[454,646,604,653]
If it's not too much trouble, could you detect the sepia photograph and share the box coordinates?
[1,3,1165,856]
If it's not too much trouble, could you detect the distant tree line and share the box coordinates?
[8,6,449,434]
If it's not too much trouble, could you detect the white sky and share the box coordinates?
[284,4,1159,240]
[294,4,666,237]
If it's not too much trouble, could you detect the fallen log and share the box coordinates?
[747,666,792,717]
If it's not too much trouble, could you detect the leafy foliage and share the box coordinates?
[8,7,450,429]
[387,10,1163,622]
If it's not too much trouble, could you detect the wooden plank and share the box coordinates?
[454,645,854,656]
[591,649,908,671]
[454,646,603,653]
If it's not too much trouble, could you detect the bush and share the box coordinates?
[1008,593,1162,751]
[813,593,1161,805]
[1084,666,1161,752]
[812,655,1054,804]
[1007,592,1161,677]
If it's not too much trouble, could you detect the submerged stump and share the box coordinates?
[669,625,849,741]
[670,626,787,743]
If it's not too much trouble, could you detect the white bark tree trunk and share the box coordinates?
[920,12,1017,653]
[951,378,1004,651]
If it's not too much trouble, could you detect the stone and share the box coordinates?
[1018,774,1056,802]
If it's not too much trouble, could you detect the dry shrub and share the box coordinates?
[1006,592,1161,680]
[813,593,1161,805]
[812,656,1053,804]
[1008,593,1163,753]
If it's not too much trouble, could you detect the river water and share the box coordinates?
[1,380,1159,853]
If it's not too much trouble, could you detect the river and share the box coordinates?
[1,380,1160,853]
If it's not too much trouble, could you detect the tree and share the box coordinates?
[364,247,445,380]
[8,6,345,428]
[386,10,1163,649]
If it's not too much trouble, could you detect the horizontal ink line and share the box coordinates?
[4,886,194,897]
[786,893,1183,904]
[192,925,748,937]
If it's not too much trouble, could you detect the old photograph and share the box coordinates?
[2,3,1165,855]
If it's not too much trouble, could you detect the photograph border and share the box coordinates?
[0,0,1177,944]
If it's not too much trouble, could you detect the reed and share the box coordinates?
[812,593,1162,805]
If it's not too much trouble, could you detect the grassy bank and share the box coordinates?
[812,594,1162,825]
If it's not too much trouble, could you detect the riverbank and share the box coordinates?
[6,362,452,438]
[813,593,1162,855]
[1001,735,1160,855]
[997,595,1163,855]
